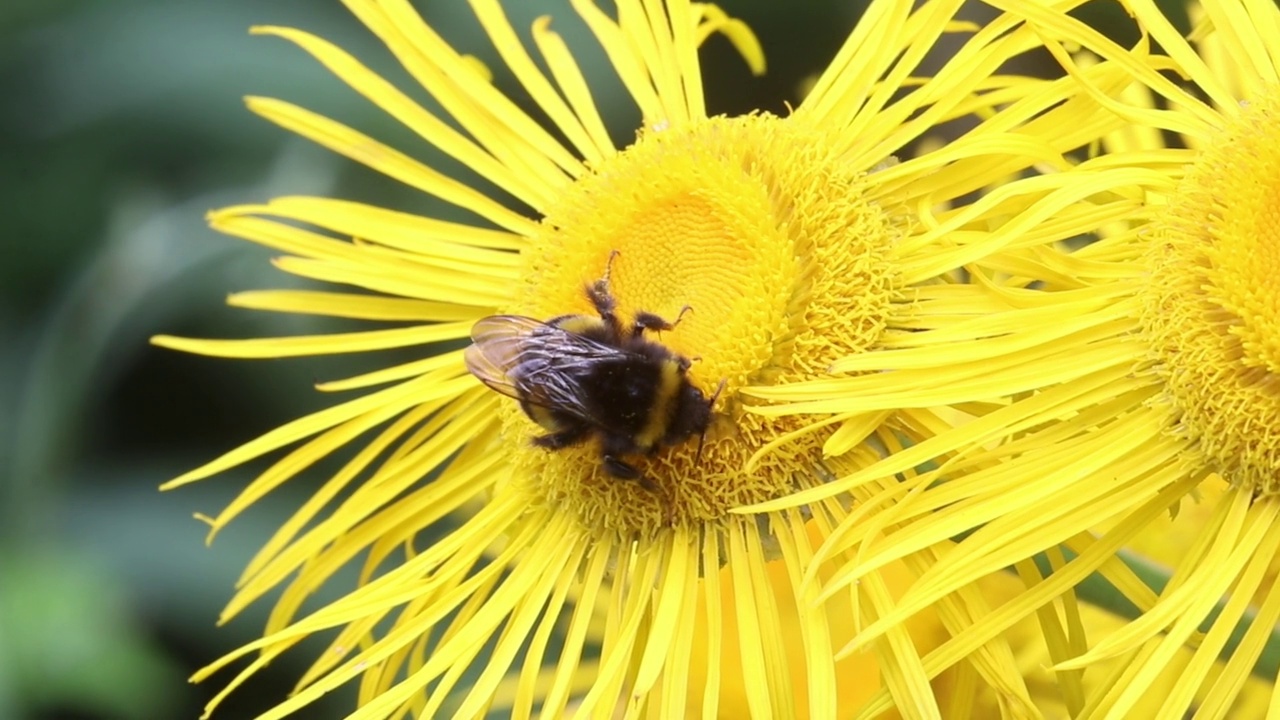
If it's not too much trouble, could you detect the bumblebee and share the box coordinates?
[464,253,720,488]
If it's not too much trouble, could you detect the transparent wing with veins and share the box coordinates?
[464,315,634,426]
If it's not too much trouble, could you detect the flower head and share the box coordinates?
[156,0,1136,716]
[801,0,1280,716]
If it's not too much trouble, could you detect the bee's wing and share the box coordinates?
[464,315,547,402]
[465,314,626,425]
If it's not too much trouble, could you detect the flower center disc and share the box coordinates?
[1140,88,1280,495]
[507,114,899,536]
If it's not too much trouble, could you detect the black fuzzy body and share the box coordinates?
[465,255,715,482]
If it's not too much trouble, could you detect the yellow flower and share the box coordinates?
[800,0,1280,716]
[154,0,1134,717]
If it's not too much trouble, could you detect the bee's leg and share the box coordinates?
[603,448,675,525]
[636,473,662,493]
[622,463,676,526]
[586,251,624,334]
[586,281,620,329]
[632,305,692,337]
[598,431,638,478]
[602,454,641,479]
[600,249,620,284]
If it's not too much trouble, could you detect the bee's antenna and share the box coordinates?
[602,249,621,285]
[672,304,693,327]
[696,378,728,465]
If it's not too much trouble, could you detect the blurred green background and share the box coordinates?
[0,1,884,717]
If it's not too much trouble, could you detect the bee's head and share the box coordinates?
[669,381,712,438]
[687,379,726,465]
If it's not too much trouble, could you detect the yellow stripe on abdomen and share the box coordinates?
[635,360,682,450]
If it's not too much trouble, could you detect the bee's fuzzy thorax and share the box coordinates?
[465,254,718,509]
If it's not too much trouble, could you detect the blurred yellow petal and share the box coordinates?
[807,1,1280,715]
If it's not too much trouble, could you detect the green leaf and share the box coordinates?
[0,544,187,719]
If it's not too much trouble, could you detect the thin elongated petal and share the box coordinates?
[633,528,693,694]
[349,0,584,185]
[254,25,553,209]
[155,322,472,358]
[237,196,526,254]
[467,0,604,164]
[246,97,539,234]
[229,290,487,322]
